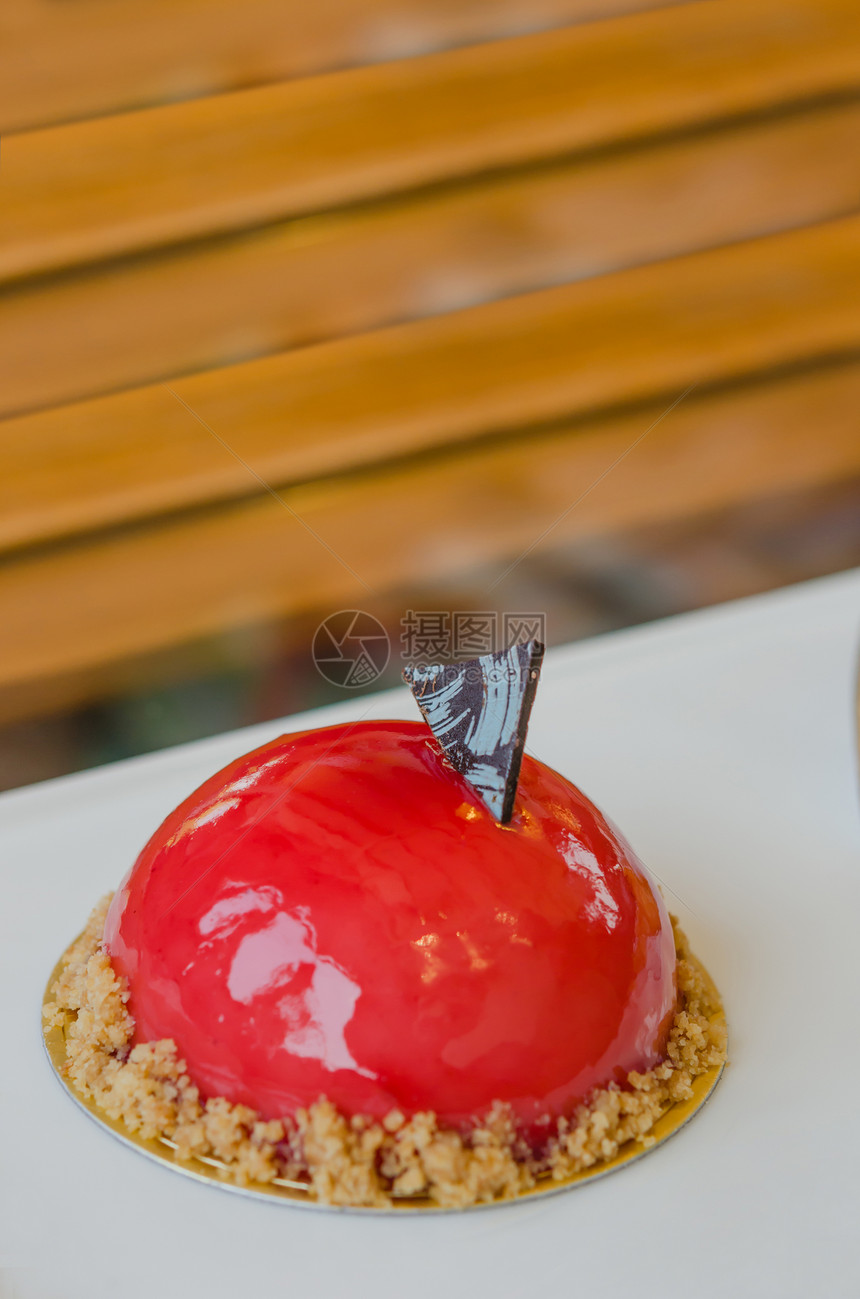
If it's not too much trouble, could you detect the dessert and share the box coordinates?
[43,644,726,1208]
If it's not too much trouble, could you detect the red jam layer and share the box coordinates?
[105,720,676,1147]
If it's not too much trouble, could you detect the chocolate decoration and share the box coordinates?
[403,640,545,823]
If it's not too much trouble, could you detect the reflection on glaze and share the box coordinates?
[494,908,533,947]
[227,908,375,1078]
[199,885,281,937]
[411,932,443,985]
[561,835,621,930]
[164,797,241,848]
[104,720,676,1146]
[220,753,290,795]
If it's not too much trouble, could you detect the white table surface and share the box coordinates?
[2,570,859,1299]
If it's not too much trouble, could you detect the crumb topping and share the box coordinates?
[44,896,726,1208]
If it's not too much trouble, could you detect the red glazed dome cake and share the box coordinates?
[44,644,726,1208]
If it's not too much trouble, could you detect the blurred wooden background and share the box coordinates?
[1,0,860,787]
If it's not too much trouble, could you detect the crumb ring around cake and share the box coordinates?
[41,940,726,1214]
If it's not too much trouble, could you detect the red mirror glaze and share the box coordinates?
[104,720,676,1148]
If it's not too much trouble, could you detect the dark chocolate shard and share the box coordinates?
[403,640,545,823]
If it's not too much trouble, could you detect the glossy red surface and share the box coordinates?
[104,720,676,1146]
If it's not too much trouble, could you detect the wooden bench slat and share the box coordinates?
[3,0,859,283]
[2,358,859,724]
[3,213,860,554]
[1,0,675,136]
[4,98,860,422]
